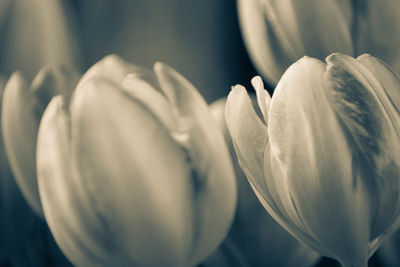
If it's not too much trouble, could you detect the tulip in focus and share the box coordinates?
[225,53,400,267]
[238,0,400,85]
[36,55,237,267]
[202,98,320,267]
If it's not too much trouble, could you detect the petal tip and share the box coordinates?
[251,76,263,89]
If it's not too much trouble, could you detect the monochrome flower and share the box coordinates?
[225,53,400,267]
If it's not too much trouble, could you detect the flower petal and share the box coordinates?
[154,62,236,266]
[70,76,197,266]
[225,85,268,196]
[37,95,129,267]
[240,0,353,84]
[1,66,79,216]
[1,72,42,215]
[237,0,293,84]
[251,76,270,123]
[268,56,370,266]
[121,74,177,131]
[77,54,153,91]
[211,97,321,267]
[324,53,400,250]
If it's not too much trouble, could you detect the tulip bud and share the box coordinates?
[0,76,72,266]
[1,66,79,215]
[36,55,237,267]
[238,0,400,85]
[202,98,320,267]
[225,53,400,267]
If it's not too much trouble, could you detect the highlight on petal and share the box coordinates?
[1,72,42,215]
[38,95,129,267]
[267,56,372,266]
[225,84,267,194]
[154,61,237,266]
[251,75,270,123]
[77,54,152,91]
[70,76,199,266]
[121,74,176,131]
[210,97,321,267]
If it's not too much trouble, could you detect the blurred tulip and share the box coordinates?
[2,66,79,215]
[202,98,320,267]
[36,55,237,267]
[0,75,72,266]
[0,0,79,80]
[238,0,400,86]
[225,53,400,267]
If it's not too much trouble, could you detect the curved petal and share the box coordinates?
[268,56,370,266]
[211,97,321,267]
[239,0,353,84]
[237,0,294,84]
[121,74,177,131]
[77,54,153,91]
[38,96,131,267]
[324,53,400,246]
[154,62,237,266]
[1,72,42,215]
[251,76,270,123]
[261,0,353,60]
[69,76,197,267]
[225,85,268,197]
[2,66,79,216]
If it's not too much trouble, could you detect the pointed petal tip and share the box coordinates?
[153,61,174,78]
[153,61,166,71]
[231,84,246,92]
[6,71,26,87]
[357,53,373,60]
[325,52,355,65]
[251,75,263,89]
[100,54,124,64]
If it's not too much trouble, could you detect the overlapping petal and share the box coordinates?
[226,53,400,267]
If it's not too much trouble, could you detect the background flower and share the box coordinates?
[238,0,400,87]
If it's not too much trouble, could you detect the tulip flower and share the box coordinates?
[2,65,79,215]
[225,53,400,267]
[0,76,72,266]
[202,98,320,267]
[36,55,237,267]
[238,0,400,86]
[0,0,79,80]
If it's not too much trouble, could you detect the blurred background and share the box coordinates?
[0,0,259,102]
